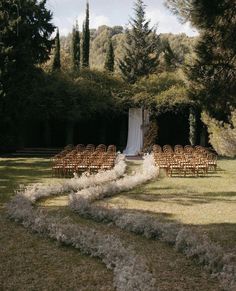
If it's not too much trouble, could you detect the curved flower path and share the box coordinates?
[7,154,235,290]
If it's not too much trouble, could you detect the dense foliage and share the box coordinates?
[0,0,54,95]
[57,27,195,74]
[0,1,131,148]
[166,0,236,120]
[0,0,55,147]
[202,110,236,157]
[0,0,208,149]
[131,71,190,113]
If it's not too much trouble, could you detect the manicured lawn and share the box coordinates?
[1,156,235,290]
[105,158,236,252]
[0,158,114,291]
[0,158,52,204]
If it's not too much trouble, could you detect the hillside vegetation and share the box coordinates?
[44,25,197,73]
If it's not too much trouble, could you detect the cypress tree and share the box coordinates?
[163,40,178,71]
[52,28,61,71]
[72,21,80,72]
[82,1,90,68]
[119,0,159,84]
[104,38,115,72]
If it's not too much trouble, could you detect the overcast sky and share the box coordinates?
[46,0,198,36]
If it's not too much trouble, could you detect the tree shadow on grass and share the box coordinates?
[39,198,236,254]
[0,159,50,168]
[191,223,236,252]
[123,191,236,205]
[0,158,52,205]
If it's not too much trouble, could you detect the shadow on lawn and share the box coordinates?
[40,200,236,253]
[124,191,236,205]
[0,158,52,205]
[191,223,236,251]
[0,159,50,168]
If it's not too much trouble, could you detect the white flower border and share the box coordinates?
[6,195,156,291]
[20,154,126,203]
[7,154,157,291]
[69,154,236,291]
[70,154,158,205]
[7,153,236,290]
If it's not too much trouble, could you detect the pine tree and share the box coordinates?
[104,38,115,72]
[0,0,54,71]
[0,0,55,146]
[52,28,61,71]
[166,0,236,120]
[119,0,159,83]
[0,0,54,98]
[72,21,80,72]
[82,1,90,68]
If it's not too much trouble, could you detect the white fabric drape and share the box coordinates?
[123,108,143,156]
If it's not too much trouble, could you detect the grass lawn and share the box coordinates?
[0,158,114,291]
[105,158,236,252]
[1,156,235,290]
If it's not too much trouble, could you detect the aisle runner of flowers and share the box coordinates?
[7,154,236,290]
[69,155,236,291]
[7,154,157,291]
[21,154,127,202]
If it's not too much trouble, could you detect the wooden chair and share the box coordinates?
[107,145,116,153]
[86,144,95,152]
[207,154,217,171]
[96,144,107,152]
[174,145,184,154]
[163,145,173,154]
[153,144,162,153]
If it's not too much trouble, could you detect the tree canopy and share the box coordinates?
[166,0,236,120]
[0,0,55,146]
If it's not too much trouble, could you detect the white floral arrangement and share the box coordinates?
[20,154,126,203]
[6,153,236,290]
[68,154,236,291]
[6,154,157,290]
[69,154,158,207]
[7,195,156,291]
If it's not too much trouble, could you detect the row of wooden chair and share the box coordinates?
[52,144,117,177]
[153,145,217,177]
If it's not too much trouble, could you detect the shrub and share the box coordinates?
[202,110,236,157]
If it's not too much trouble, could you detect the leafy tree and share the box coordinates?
[131,71,190,112]
[0,0,54,94]
[166,0,236,120]
[82,1,90,68]
[0,0,54,69]
[72,21,80,72]
[104,38,115,72]
[119,0,159,83]
[0,0,55,146]
[202,109,236,157]
[52,28,61,71]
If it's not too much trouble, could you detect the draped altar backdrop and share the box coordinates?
[123,108,149,156]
